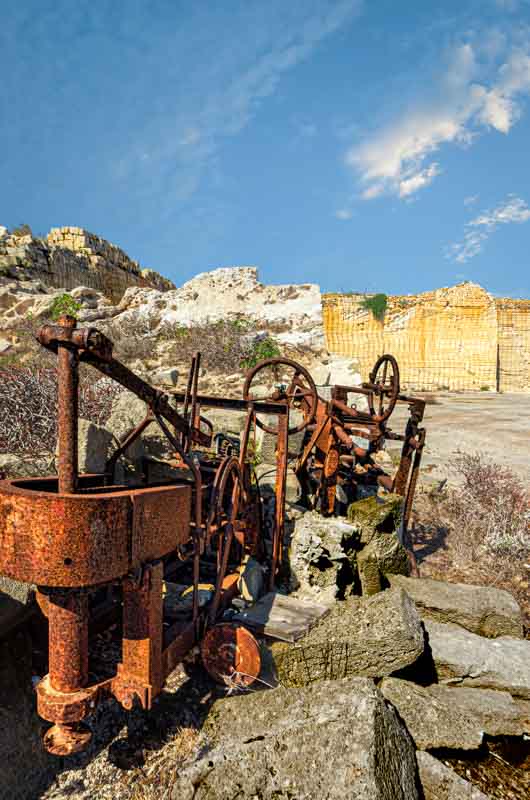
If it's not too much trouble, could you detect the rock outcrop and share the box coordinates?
[171,677,419,800]
[0,227,173,304]
[323,281,530,392]
[388,574,524,638]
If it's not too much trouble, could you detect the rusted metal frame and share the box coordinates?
[238,404,255,475]
[153,411,203,628]
[402,427,426,533]
[79,351,204,443]
[187,352,201,454]
[56,316,79,494]
[105,411,155,482]
[295,406,331,474]
[114,561,164,711]
[171,392,289,416]
[269,409,289,590]
[181,354,197,448]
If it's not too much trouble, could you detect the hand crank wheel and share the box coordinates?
[243,357,318,434]
[367,354,400,422]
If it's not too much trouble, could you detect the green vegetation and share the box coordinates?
[241,335,281,369]
[360,293,388,322]
[49,293,82,321]
[480,385,491,391]
[10,223,33,237]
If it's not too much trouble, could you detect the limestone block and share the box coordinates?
[416,752,490,800]
[381,678,530,750]
[388,574,524,638]
[425,620,530,698]
[270,587,424,687]
[171,678,419,800]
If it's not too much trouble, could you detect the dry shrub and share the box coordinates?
[0,365,123,457]
[414,452,530,628]
[433,453,529,560]
[158,318,280,373]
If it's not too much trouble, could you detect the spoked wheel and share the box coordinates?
[243,357,318,434]
[206,457,252,623]
[366,354,400,422]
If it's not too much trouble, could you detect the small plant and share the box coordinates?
[10,223,33,237]
[360,293,387,322]
[480,385,490,391]
[49,293,82,321]
[241,336,281,369]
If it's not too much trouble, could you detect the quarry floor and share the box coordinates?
[386,391,530,484]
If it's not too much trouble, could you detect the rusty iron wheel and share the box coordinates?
[201,623,261,687]
[242,357,318,434]
[367,354,400,422]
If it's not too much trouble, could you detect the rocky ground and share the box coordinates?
[0,487,528,800]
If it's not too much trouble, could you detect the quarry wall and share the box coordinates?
[0,227,174,303]
[323,282,530,392]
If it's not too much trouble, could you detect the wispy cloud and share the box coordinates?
[447,194,530,262]
[346,36,530,200]
[335,208,354,220]
[464,194,479,206]
[117,0,363,208]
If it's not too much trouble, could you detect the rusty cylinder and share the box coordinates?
[47,591,89,693]
[57,315,79,494]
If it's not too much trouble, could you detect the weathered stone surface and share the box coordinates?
[77,418,114,473]
[0,577,34,636]
[171,678,419,800]
[271,587,424,687]
[152,367,179,386]
[416,751,490,800]
[425,620,530,699]
[323,281,530,393]
[388,574,524,638]
[345,494,409,595]
[381,678,530,750]
[287,511,359,604]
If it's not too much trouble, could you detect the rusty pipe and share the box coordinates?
[57,316,78,494]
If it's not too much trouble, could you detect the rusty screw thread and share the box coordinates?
[57,315,78,494]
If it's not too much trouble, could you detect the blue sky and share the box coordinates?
[2,0,530,297]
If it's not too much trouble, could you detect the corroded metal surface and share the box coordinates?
[0,478,191,586]
[201,623,261,687]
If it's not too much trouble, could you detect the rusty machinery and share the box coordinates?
[0,317,304,756]
[243,354,426,553]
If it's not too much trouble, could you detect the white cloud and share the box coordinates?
[398,163,442,197]
[335,208,353,219]
[447,195,530,262]
[464,194,479,206]
[347,39,530,200]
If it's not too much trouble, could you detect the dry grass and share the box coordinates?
[412,452,530,631]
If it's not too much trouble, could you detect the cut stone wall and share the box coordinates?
[323,282,530,392]
[0,227,174,303]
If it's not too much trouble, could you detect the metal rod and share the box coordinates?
[57,315,78,494]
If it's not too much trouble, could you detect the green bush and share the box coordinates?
[49,293,82,321]
[360,293,387,322]
[241,335,281,369]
